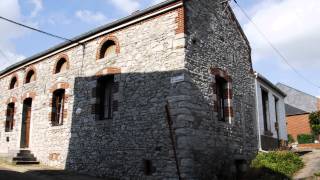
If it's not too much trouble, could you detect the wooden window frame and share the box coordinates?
[51,89,65,126]
[97,75,114,120]
[216,76,227,122]
[5,103,15,132]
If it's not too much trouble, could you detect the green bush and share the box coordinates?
[288,134,295,144]
[309,111,320,137]
[297,134,314,144]
[251,151,304,177]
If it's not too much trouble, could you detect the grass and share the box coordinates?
[246,151,304,179]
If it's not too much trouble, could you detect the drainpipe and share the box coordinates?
[254,73,262,151]
[165,101,182,180]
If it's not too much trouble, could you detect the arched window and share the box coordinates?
[99,40,116,59]
[51,89,65,126]
[9,76,18,89]
[25,70,36,84]
[55,58,68,74]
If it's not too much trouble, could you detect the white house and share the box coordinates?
[255,73,288,151]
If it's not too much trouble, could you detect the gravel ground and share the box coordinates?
[0,162,110,180]
[294,150,320,180]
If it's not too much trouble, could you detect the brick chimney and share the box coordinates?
[317,98,320,111]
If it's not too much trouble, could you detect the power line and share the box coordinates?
[233,1,320,89]
[0,16,82,45]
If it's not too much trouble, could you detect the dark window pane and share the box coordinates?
[97,75,114,120]
[216,76,227,121]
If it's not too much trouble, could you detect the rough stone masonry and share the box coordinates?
[0,0,258,179]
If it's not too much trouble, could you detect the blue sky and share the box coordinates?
[0,0,320,97]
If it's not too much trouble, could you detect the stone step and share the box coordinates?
[15,161,40,165]
[18,150,31,154]
[13,157,37,161]
[16,153,35,158]
[12,150,40,165]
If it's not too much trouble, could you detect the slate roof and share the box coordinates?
[277,83,318,113]
[285,104,309,116]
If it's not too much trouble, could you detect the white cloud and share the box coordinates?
[241,0,320,69]
[75,10,108,24]
[0,0,26,70]
[109,0,140,14]
[29,0,43,17]
[151,0,166,5]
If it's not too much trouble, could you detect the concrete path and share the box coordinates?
[0,162,110,180]
[294,150,320,180]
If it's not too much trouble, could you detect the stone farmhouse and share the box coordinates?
[0,0,257,179]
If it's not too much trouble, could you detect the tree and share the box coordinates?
[309,111,320,140]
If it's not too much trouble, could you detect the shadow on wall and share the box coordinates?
[61,69,251,179]
[0,169,114,180]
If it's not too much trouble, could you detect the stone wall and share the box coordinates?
[175,0,258,179]
[0,4,186,179]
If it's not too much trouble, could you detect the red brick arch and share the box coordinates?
[8,74,19,90]
[21,91,36,101]
[96,35,120,60]
[6,97,17,104]
[24,66,37,84]
[95,67,121,77]
[53,54,70,74]
[49,82,70,93]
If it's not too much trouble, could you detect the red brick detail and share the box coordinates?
[6,97,17,104]
[96,67,121,77]
[175,7,185,34]
[96,35,120,60]
[24,66,37,84]
[8,74,19,90]
[49,82,70,93]
[49,153,60,161]
[298,143,320,149]
[287,114,311,141]
[21,92,36,101]
[210,67,233,120]
[53,54,70,74]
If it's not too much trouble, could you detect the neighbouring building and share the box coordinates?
[254,73,287,151]
[0,0,258,179]
[277,83,320,141]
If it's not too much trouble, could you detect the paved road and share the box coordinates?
[294,150,320,179]
[0,165,109,180]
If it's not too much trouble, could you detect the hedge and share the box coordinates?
[297,134,314,144]
[251,151,303,177]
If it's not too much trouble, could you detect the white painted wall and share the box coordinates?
[255,78,288,145]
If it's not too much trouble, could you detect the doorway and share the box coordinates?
[20,98,32,148]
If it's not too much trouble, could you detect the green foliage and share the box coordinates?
[251,151,304,177]
[297,134,314,144]
[287,134,295,144]
[309,111,320,136]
